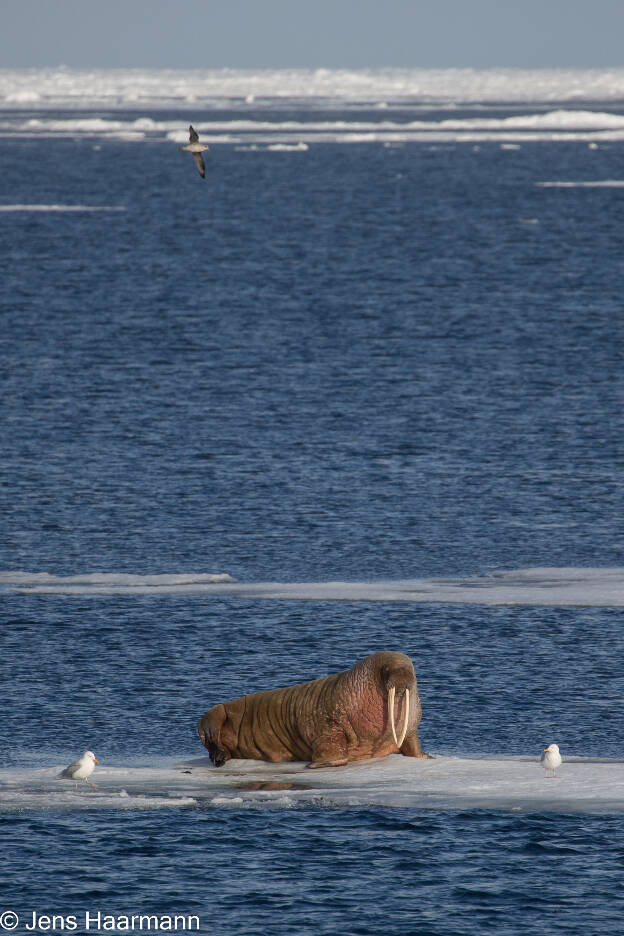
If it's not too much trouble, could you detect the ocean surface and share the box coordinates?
[2,68,624,935]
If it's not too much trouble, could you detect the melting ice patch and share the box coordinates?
[0,204,126,212]
[536,180,624,188]
[2,755,624,815]
[3,567,624,606]
[0,571,236,594]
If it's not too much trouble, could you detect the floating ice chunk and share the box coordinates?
[209,796,244,807]
[266,142,309,151]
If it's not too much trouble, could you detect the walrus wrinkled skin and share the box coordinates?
[197,651,429,768]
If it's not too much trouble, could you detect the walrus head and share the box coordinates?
[378,655,415,748]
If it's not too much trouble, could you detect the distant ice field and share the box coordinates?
[3,67,624,108]
[2,67,624,145]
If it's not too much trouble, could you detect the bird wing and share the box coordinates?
[59,759,82,777]
[189,125,199,143]
[192,152,206,178]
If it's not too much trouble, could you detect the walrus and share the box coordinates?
[197,651,429,768]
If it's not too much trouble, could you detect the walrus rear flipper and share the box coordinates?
[197,704,231,767]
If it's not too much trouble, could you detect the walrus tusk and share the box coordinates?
[388,686,398,745]
[398,689,410,747]
[389,686,410,748]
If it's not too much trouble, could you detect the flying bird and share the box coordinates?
[178,125,209,178]
[59,750,99,788]
[540,743,562,778]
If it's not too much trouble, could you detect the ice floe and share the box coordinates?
[3,567,624,606]
[2,754,624,815]
[0,204,126,211]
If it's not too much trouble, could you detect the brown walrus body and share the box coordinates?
[197,651,428,768]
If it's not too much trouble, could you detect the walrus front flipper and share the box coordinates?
[197,704,231,767]
[307,757,349,769]
[307,738,349,768]
[400,734,432,759]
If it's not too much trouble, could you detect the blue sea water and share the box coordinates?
[3,77,624,935]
